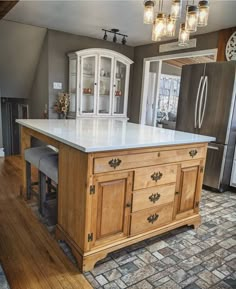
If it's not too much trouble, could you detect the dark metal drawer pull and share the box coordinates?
[149,193,161,203]
[108,158,122,169]
[147,213,159,224]
[151,171,163,182]
[189,149,198,158]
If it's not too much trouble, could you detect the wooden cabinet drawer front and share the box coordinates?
[132,184,175,212]
[131,204,173,235]
[134,164,177,191]
[93,147,205,174]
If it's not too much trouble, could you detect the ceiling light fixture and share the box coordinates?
[102,29,128,45]
[198,0,209,27]
[142,0,210,46]
[143,0,155,24]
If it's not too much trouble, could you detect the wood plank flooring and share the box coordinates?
[0,156,92,289]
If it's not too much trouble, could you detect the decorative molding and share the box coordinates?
[0,148,5,157]
[159,39,197,53]
[225,31,236,61]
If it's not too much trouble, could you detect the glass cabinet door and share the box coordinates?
[68,58,77,117]
[113,60,127,115]
[80,55,97,114]
[97,56,113,115]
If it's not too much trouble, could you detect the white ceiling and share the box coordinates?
[5,0,236,46]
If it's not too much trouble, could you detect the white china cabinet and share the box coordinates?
[68,49,133,118]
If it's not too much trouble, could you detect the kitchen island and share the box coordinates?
[17,118,214,272]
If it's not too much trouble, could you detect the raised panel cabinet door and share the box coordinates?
[175,161,204,219]
[91,172,132,247]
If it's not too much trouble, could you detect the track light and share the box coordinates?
[102,29,128,45]
[103,31,107,40]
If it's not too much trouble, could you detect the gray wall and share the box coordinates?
[0,99,2,148]
[131,31,219,123]
[47,29,134,118]
[30,32,49,118]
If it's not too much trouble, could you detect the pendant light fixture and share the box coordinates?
[152,13,167,41]
[185,5,199,32]
[171,0,182,19]
[198,0,209,27]
[143,0,155,24]
[178,23,190,46]
[166,15,176,37]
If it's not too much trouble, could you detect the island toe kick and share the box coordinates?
[55,142,207,272]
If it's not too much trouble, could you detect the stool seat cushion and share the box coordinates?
[24,146,57,168]
[39,155,58,184]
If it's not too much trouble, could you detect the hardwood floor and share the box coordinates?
[0,156,92,289]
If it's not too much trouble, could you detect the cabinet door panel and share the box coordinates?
[97,179,126,239]
[91,172,132,247]
[179,166,198,213]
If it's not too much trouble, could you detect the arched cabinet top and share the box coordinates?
[68,48,133,65]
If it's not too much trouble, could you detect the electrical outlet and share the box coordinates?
[53,82,62,90]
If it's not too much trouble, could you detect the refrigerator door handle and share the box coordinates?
[198,76,208,129]
[194,76,204,129]
[208,145,219,151]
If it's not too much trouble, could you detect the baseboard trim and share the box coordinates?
[0,148,5,157]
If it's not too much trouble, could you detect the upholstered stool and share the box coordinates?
[24,146,58,200]
[38,155,58,218]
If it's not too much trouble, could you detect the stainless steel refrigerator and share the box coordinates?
[176,61,236,192]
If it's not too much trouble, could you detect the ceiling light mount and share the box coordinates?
[102,29,128,45]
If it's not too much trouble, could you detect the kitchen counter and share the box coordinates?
[16,118,215,152]
[18,118,214,272]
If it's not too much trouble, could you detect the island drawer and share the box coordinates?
[130,203,173,235]
[133,164,177,191]
[132,184,176,212]
[93,146,205,174]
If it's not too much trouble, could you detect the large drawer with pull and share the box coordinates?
[133,164,177,191]
[132,184,176,212]
[130,203,173,235]
[93,146,205,174]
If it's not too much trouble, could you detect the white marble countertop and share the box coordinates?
[16,118,215,153]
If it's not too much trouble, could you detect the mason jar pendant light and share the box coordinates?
[143,0,155,24]
[185,5,199,32]
[198,0,209,27]
[178,23,190,46]
[152,13,167,41]
[166,15,176,37]
[171,0,182,19]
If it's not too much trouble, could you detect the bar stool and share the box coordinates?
[24,146,58,200]
[38,154,58,219]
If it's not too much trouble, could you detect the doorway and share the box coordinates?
[139,49,218,128]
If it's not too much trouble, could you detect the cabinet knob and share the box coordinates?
[94,83,97,85]
[147,213,159,224]
[149,193,160,203]
[126,203,131,208]
[108,158,122,169]
[150,171,163,182]
[189,149,198,158]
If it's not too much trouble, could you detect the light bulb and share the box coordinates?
[198,0,209,27]
[144,1,155,24]
[171,0,182,19]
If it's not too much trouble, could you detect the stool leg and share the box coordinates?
[26,161,31,200]
[39,171,47,216]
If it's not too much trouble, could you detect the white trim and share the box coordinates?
[0,148,5,157]
[140,48,218,125]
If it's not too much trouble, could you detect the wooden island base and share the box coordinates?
[20,125,209,273]
[56,215,201,272]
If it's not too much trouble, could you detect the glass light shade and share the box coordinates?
[152,13,167,41]
[178,23,190,46]
[143,0,155,24]
[185,5,199,32]
[171,0,182,19]
[198,0,209,27]
[166,15,176,37]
